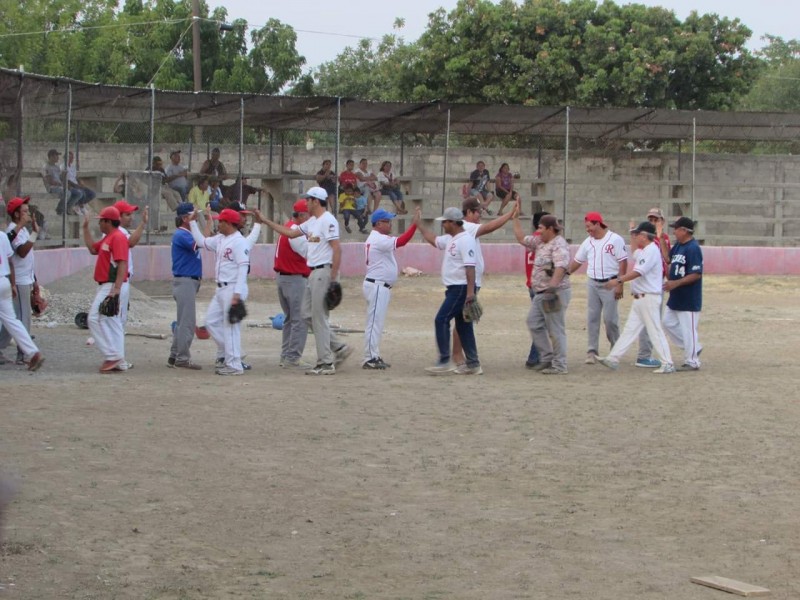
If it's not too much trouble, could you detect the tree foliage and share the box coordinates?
[740,35,800,112]
[0,0,305,93]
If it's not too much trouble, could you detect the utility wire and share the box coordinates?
[146,21,195,87]
[0,18,188,39]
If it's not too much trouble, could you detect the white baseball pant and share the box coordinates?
[205,284,243,371]
[88,283,125,361]
[120,280,131,328]
[663,307,702,368]
[0,277,39,360]
[362,279,392,363]
[607,293,673,366]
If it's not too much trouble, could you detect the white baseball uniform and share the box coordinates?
[190,222,250,372]
[0,233,39,361]
[462,221,484,287]
[118,226,134,328]
[362,229,401,363]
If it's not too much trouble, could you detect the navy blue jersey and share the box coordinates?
[172,227,202,278]
[667,238,703,311]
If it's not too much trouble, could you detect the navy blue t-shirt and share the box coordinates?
[667,238,703,311]
[171,227,202,278]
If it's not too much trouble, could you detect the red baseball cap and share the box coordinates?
[212,208,241,225]
[96,206,121,220]
[584,211,607,227]
[293,199,309,213]
[114,200,139,214]
[6,196,30,216]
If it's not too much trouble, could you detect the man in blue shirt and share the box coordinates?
[663,216,703,371]
[168,203,203,370]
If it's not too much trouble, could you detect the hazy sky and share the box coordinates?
[207,0,799,71]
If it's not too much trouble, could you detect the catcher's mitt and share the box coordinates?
[31,290,48,316]
[462,297,483,323]
[228,301,247,324]
[99,294,120,317]
[325,281,343,310]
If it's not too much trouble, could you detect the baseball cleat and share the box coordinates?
[215,366,244,376]
[241,362,252,371]
[214,357,225,368]
[363,359,387,370]
[167,356,176,368]
[653,364,676,374]
[635,358,661,368]
[334,345,353,365]
[376,357,391,368]
[597,357,619,370]
[425,362,457,375]
[676,364,700,372]
[27,353,45,372]
[584,352,598,364]
[306,363,335,375]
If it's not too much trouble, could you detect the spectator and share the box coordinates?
[113,172,126,197]
[151,156,181,211]
[41,148,82,215]
[199,147,228,179]
[338,159,359,192]
[208,177,224,212]
[188,176,211,210]
[222,177,257,208]
[66,151,95,211]
[338,182,367,234]
[164,150,190,201]
[377,161,406,214]
[468,160,494,214]
[316,159,338,206]
[355,158,382,215]
[494,162,521,215]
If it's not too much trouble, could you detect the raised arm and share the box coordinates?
[82,214,98,254]
[128,206,149,248]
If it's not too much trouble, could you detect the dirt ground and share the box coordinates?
[1,274,799,599]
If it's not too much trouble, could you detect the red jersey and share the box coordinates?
[93,228,130,284]
[338,170,358,189]
[524,231,541,288]
[655,233,671,276]
[274,220,311,276]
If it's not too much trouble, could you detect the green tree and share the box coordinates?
[740,35,800,112]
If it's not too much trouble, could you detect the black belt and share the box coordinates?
[310,264,332,270]
[591,277,617,283]
[175,275,201,281]
[276,271,307,277]
[365,278,392,289]
[217,282,233,288]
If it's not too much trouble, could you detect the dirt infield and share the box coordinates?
[2,274,799,599]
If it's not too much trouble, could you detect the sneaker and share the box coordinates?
[653,364,676,374]
[216,366,244,376]
[344,225,352,233]
[242,362,252,371]
[455,364,483,375]
[307,363,335,376]
[635,358,661,368]
[214,357,225,368]
[584,352,598,364]
[425,362,456,375]
[26,352,45,372]
[525,361,540,370]
[598,357,619,370]
[376,358,391,368]
[118,361,134,370]
[175,361,202,370]
[167,356,176,368]
[282,359,313,370]
[540,367,567,375]
[363,358,387,370]
[676,364,699,372]
[334,345,353,365]
[531,362,552,372]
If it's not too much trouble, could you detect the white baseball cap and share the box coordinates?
[302,186,329,202]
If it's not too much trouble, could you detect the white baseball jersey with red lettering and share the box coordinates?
[573,230,627,279]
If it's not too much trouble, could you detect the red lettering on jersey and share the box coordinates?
[223,248,233,261]
[604,243,615,254]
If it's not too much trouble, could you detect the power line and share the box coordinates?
[0,18,189,39]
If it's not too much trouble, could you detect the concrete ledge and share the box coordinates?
[33,243,800,286]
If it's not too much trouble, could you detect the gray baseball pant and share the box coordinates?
[528,287,572,372]
[169,277,200,363]
[586,279,619,355]
[0,282,32,359]
[277,273,309,362]
[302,266,344,366]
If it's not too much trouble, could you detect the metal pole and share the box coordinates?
[147,83,155,245]
[62,84,73,246]
[537,137,542,178]
[268,129,274,174]
[238,97,244,204]
[677,139,682,180]
[14,73,24,196]
[399,133,405,176]
[335,97,341,215]
[563,106,570,238]
[192,0,201,93]
[442,108,451,213]
[691,118,696,221]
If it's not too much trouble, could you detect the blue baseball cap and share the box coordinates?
[371,208,396,225]
[176,202,194,216]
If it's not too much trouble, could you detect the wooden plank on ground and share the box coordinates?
[690,575,770,596]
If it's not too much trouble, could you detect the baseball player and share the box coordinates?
[449,197,519,372]
[188,208,250,375]
[114,200,148,369]
[567,211,628,364]
[82,206,129,373]
[261,186,352,376]
[272,199,312,370]
[0,197,40,365]
[362,207,419,369]
[417,206,481,375]
[167,203,203,370]
[598,221,675,374]
[663,216,703,371]
[523,211,549,368]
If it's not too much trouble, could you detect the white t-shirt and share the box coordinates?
[119,226,134,277]
[6,224,35,285]
[573,230,627,280]
[462,221,484,287]
[435,230,477,286]
[190,223,250,298]
[364,230,400,284]
[0,230,14,278]
[288,223,308,257]
[631,242,664,295]
[355,168,376,195]
[299,211,339,267]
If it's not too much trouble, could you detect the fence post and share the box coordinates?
[441,108,450,214]
[61,84,73,246]
[563,106,570,239]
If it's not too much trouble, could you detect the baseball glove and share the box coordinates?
[98,294,120,317]
[228,301,248,324]
[325,281,343,310]
[31,289,48,316]
[462,297,483,323]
